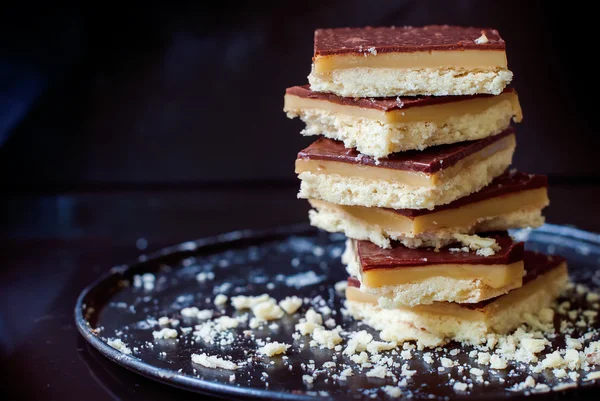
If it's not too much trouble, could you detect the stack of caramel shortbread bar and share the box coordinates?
[284,25,567,346]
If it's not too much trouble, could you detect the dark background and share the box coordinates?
[2,1,600,400]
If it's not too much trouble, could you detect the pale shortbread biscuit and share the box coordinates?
[342,240,523,307]
[345,261,568,347]
[309,206,544,249]
[308,67,513,97]
[298,144,514,210]
[288,97,517,158]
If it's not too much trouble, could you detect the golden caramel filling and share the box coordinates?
[295,134,515,188]
[296,159,433,187]
[313,50,508,74]
[362,261,524,289]
[284,91,522,124]
[309,187,548,235]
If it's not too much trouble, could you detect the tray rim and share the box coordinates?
[73,223,600,400]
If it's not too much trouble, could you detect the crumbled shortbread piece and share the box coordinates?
[302,375,314,384]
[453,382,468,392]
[541,351,564,369]
[366,365,388,378]
[306,309,323,325]
[520,338,547,354]
[107,338,132,354]
[470,367,484,376]
[181,306,200,318]
[214,316,239,330]
[158,316,170,326]
[252,300,284,321]
[295,308,324,335]
[449,247,470,253]
[231,294,271,310]
[400,350,412,360]
[566,338,582,350]
[191,353,238,370]
[564,348,581,370]
[279,296,303,314]
[489,354,508,369]
[584,371,600,381]
[474,32,489,44]
[258,342,291,357]
[249,317,260,329]
[312,327,342,349]
[477,352,491,365]
[476,247,495,257]
[343,330,373,355]
[350,352,369,364]
[553,368,567,378]
[152,328,178,339]
[340,367,353,378]
[214,294,228,306]
[440,357,456,368]
[587,292,600,302]
[382,386,401,398]
[367,341,397,355]
[334,280,348,293]
[453,233,499,253]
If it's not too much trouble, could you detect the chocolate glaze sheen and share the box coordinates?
[391,170,548,218]
[297,127,515,174]
[314,25,506,57]
[286,85,515,112]
[357,232,524,270]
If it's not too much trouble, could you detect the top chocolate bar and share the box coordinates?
[314,25,505,56]
[308,25,513,97]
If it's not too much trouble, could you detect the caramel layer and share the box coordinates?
[362,261,524,289]
[313,50,508,74]
[284,87,522,124]
[309,187,548,235]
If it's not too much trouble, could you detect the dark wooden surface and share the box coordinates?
[1,184,600,400]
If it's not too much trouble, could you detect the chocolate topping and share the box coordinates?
[390,170,548,218]
[297,127,515,174]
[315,26,505,57]
[286,85,516,112]
[464,251,567,310]
[357,232,523,270]
[348,276,361,288]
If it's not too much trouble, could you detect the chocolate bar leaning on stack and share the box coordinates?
[284,25,567,348]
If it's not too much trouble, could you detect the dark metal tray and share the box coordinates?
[75,224,600,400]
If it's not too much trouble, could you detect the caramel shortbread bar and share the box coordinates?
[309,171,548,249]
[296,128,516,210]
[345,251,568,346]
[284,85,522,158]
[308,25,513,97]
[342,233,524,307]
